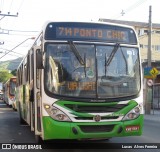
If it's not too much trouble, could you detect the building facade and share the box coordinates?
[99,18,160,62]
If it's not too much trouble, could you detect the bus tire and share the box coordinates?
[18,103,26,125]
[19,111,26,125]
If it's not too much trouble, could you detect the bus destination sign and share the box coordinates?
[45,22,137,44]
[56,27,128,42]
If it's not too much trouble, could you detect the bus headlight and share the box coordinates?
[123,105,142,121]
[44,104,71,122]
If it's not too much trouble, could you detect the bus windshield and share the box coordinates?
[10,80,16,96]
[44,43,140,100]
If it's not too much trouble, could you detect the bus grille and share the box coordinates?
[65,104,127,113]
[75,116,119,120]
[79,125,114,133]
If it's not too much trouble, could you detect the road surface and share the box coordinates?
[0,100,160,152]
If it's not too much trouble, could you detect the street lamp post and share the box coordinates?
[0,37,35,60]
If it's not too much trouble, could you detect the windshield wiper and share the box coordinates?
[120,48,128,74]
[105,43,120,76]
[68,41,85,65]
[105,43,120,66]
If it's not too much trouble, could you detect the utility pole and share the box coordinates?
[147,6,152,67]
[0,12,18,20]
[0,12,18,25]
[0,12,18,42]
[145,5,152,114]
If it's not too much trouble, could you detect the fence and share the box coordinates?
[152,83,160,109]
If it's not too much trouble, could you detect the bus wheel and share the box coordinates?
[18,104,26,125]
[18,102,27,125]
[19,115,26,125]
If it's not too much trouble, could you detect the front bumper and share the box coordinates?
[42,114,143,140]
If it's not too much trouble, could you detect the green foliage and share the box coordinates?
[0,57,23,71]
[0,70,13,83]
[11,69,17,76]
[0,57,23,83]
[0,61,9,71]
[7,57,23,71]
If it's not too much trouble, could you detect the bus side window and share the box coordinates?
[36,49,43,69]
[29,80,34,102]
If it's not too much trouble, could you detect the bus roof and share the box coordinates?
[42,21,135,31]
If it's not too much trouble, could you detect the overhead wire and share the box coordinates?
[0,0,4,12]
[17,0,24,13]
[0,0,16,30]
[0,0,36,60]
[125,0,148,14]
[0,28,39,37]
[1,28,39,33]
[113,0,148,19]
[0,52,22,58]
[9,0,13,12]
[0,48,24,56]
[0,0,24,31]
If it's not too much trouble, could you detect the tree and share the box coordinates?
[11,69,17,76]
[0,70,13,83]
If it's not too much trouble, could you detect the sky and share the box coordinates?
[0,0,159,62]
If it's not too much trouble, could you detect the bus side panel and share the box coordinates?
[4,82,9,105]
[25,83,31,125]
[17,85,24,118]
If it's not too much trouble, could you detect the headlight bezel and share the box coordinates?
[122,104,143,121]
[44,104,71,122]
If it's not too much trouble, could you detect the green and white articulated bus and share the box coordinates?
[16,21,143,142]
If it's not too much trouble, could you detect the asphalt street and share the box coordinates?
[0,100,160,152]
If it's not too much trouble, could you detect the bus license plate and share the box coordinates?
[125,125,140,132]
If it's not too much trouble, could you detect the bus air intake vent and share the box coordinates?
[75,116,119,120]
[79,125,114,133]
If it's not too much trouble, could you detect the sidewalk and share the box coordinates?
[144,109,160,122]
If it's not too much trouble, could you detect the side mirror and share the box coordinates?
[36,49,43,69]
